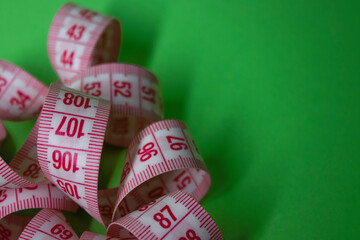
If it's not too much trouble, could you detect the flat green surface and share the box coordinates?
[1,0,360,239]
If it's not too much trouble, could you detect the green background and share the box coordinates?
[1,0,360,239]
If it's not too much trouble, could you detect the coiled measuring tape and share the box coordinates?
[0,2,224,239]
[0,120,49,189]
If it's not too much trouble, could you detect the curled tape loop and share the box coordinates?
[48,3,121,85]
[0,121,48,189]
[18,209,78,240]
[112,119,211,221]
[108,191,222,240]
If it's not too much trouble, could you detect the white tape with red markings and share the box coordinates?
[0,60,48,121]
[0,2,224,239]
[112,119,211,221]
[37,83,111,225]
[108,191,222,240]
[18,209,78,240]
[15,191,222,240]
[0,120,48,189]
[0,183,78,220]
[48,3,121,85]
[34,83,220,239]
[68,63,163,147]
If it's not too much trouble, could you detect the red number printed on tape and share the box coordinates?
[48,3,121,85]
[68,63,163,147]
[0,184,77,219]
[108,191,223,240]
[0,120,49,189]
[0,60,47,121]
[11,193,223,240]
[38,83,111,225]
[112,119,211,220]
[18,209,77,240]
[0,118,77,237]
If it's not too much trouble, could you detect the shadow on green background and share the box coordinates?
[1,0,360,239]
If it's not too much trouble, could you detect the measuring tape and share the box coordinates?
[111,119,210,221]
[0,2,224,239]
[37,83,210,224]
[0,183,78,220]
[34,83,219,238]
[67,63,163,147]
[108,191,222,239]
[37,82,111,225]
[15,191,222,240]
[48,3,121,85]
[18,209,78,240]
[0,60,48,121]
[0,120,50,189]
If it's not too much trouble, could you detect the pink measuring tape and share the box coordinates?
[16,191,222,239]
[48,3,121,86]
[0,60,48,121]
[0,2,224,239]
